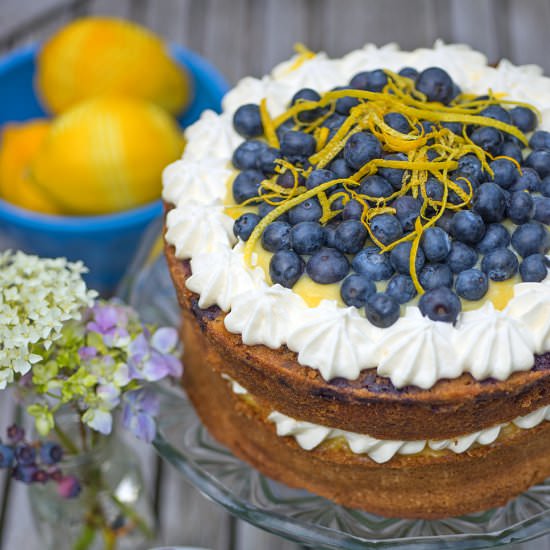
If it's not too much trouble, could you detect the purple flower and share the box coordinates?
[78,346,97,361]
[151,327,178,354]
[87,303,129,347]
[57,475,81,499]
[122,389,160,443]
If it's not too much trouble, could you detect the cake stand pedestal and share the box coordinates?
[130,254,550,549]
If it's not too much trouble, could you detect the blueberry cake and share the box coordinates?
[162,42,550,518]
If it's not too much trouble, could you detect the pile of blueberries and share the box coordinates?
[230,66,550,328]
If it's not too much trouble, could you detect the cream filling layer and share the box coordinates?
[224,376,550,464]
[164,41,550,389]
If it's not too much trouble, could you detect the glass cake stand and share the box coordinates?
[130,254,550,550]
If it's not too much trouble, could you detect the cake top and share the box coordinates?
[163,42,550,389]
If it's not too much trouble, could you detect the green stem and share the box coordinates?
[109,494,154,539]
[103,529,117,550]
[54,424,80,455]
[72,524,96,550]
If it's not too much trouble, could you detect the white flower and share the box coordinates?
[0,251,96,387]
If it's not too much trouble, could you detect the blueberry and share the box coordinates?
[289,221,325,255]
[370,214,403,246]
[270,250,304,287]
[259,201,289,221]
[425,176,444,202]
[390,241,425,275]
[350,69,388,92]
[520,254,548,282]
[441,121,464,136]
[392,195,421,232]
[340,274,376,308]
[280,131,316,162]
[458,154,483,183]
[509,106,537,133]
[275,118,295,141]
[291,88,322,122]
[507,191,534,224]
[233,104,263,138]
[232,140,267,170]
[342,199,363,220]
[419,263,454,290]
[501,141,523,165]
[306,169,336,190]
[232,169,263,204]
[288,198,322,224]
[511,222,549,257]
[529,130,550,151]
[276,169,305,189]
[481,247,519,281]
[261,221,291,252]
[0,444,14,468]
[455,269,488,301]
[475,223,511,254]
[525,150,550,179]
[334,220,367,254]
[40,442,63,465]
[359,174,393,199]
[15,444,36,466]
[378,152,408,189]
[421,227,451,262]
[7,425,25,444]
[306,247,350,283]
[322,113,347,137]
[233,213,261,241]
[534,196,550,224]
[489,158,518,189]
[480,105,511,125]
[386,274,417,304]
[344,132,382,170]
[398,67,419,80]
[258,147,280,175]
[419,287,461,323]
[415,67,454,104]
[470,126,503,156]
[542,176,550,197]
[365,293,400,328]
[335,92,360,116]
[435,210,454,234]
[450,211,486,244]
[448,176,475,206]
[352,246,394,281]
[510,167,541,193]
[329,158,354,179]
[384,112,411,134]
[472,182,507,222]
[447,241,478,274]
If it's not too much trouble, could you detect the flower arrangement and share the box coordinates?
[0,250,182,549]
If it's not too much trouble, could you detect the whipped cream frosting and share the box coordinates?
[163,41,550,389]
[224,375,550,463]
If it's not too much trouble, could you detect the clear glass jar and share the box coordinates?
[29,433,154,550]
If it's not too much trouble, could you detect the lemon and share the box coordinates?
[36,17,192,116]
[30,96,185,215]
[0,120,62,214]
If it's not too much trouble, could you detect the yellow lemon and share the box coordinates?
[36,17,191,116]
[0,120,62,214]
[30,96,185,215]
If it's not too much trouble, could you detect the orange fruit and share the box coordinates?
[0,120,62,214]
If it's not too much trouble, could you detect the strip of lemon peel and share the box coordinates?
[259,99,279,148]
[287,43,316,73]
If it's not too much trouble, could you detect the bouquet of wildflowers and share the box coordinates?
[0,250,182,548]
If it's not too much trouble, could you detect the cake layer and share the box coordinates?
[167,239,550,441]
[182,307,550,519]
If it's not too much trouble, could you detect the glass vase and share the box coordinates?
[29,432,154,550]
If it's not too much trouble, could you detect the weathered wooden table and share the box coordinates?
[1,1,550,548]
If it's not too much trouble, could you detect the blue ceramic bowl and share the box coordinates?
[0,43,228,295]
